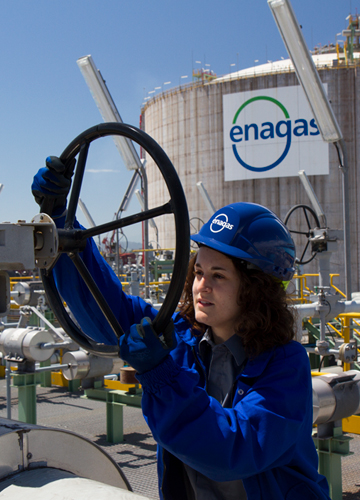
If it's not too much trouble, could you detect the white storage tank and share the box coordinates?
[141,51,360,293]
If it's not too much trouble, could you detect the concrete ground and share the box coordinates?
[0,381,359,499]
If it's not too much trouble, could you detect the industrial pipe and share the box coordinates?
[62,350,124,380]
[0,327,55,363]
[312,370,360,425]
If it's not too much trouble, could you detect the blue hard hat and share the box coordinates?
[191,202,296,281]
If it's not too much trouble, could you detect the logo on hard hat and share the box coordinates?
[210,213,234,233]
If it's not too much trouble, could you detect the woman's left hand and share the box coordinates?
[119,317,176,373]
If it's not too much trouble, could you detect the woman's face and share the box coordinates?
[192,246,242,344]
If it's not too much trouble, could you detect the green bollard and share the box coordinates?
[313,425,353,500]
[12,372,37,424]
[68,378,81,392]
[83,386,142,444]
[106,391,125,444]
[40,359,52,387]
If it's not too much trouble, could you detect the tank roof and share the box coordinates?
[215,52,360,83]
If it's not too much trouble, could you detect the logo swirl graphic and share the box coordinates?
[231,96,291,172]
[210,214,234,233]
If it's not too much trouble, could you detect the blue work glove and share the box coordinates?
[119,317,176,374]
[31,156,76,217]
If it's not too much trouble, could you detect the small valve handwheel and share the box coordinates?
[284,204,320,265]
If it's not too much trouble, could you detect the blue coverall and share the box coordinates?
[53,232,330,500]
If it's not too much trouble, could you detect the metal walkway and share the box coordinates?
[0,383,359,499]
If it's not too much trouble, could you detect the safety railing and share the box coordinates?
[291,273,344,303]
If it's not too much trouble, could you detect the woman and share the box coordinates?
[32,160,330,500]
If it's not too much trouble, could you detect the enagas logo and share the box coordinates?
[210,213,234,233]
[230,96,320,172]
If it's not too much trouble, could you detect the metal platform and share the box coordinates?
[0,382,359,499]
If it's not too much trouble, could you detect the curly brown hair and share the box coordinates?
[179,252,295,358]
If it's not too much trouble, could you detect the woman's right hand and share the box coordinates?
[31,156,76,217]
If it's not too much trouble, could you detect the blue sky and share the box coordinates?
[0,0,354,245]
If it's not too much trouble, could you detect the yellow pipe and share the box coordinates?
[344,41,348,65]
[120,280,171,287]
[132,248,176,252]
[342,316,351,371]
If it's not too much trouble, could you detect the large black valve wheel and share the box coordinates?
[40,123,190,357]
[284,204,320,266]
